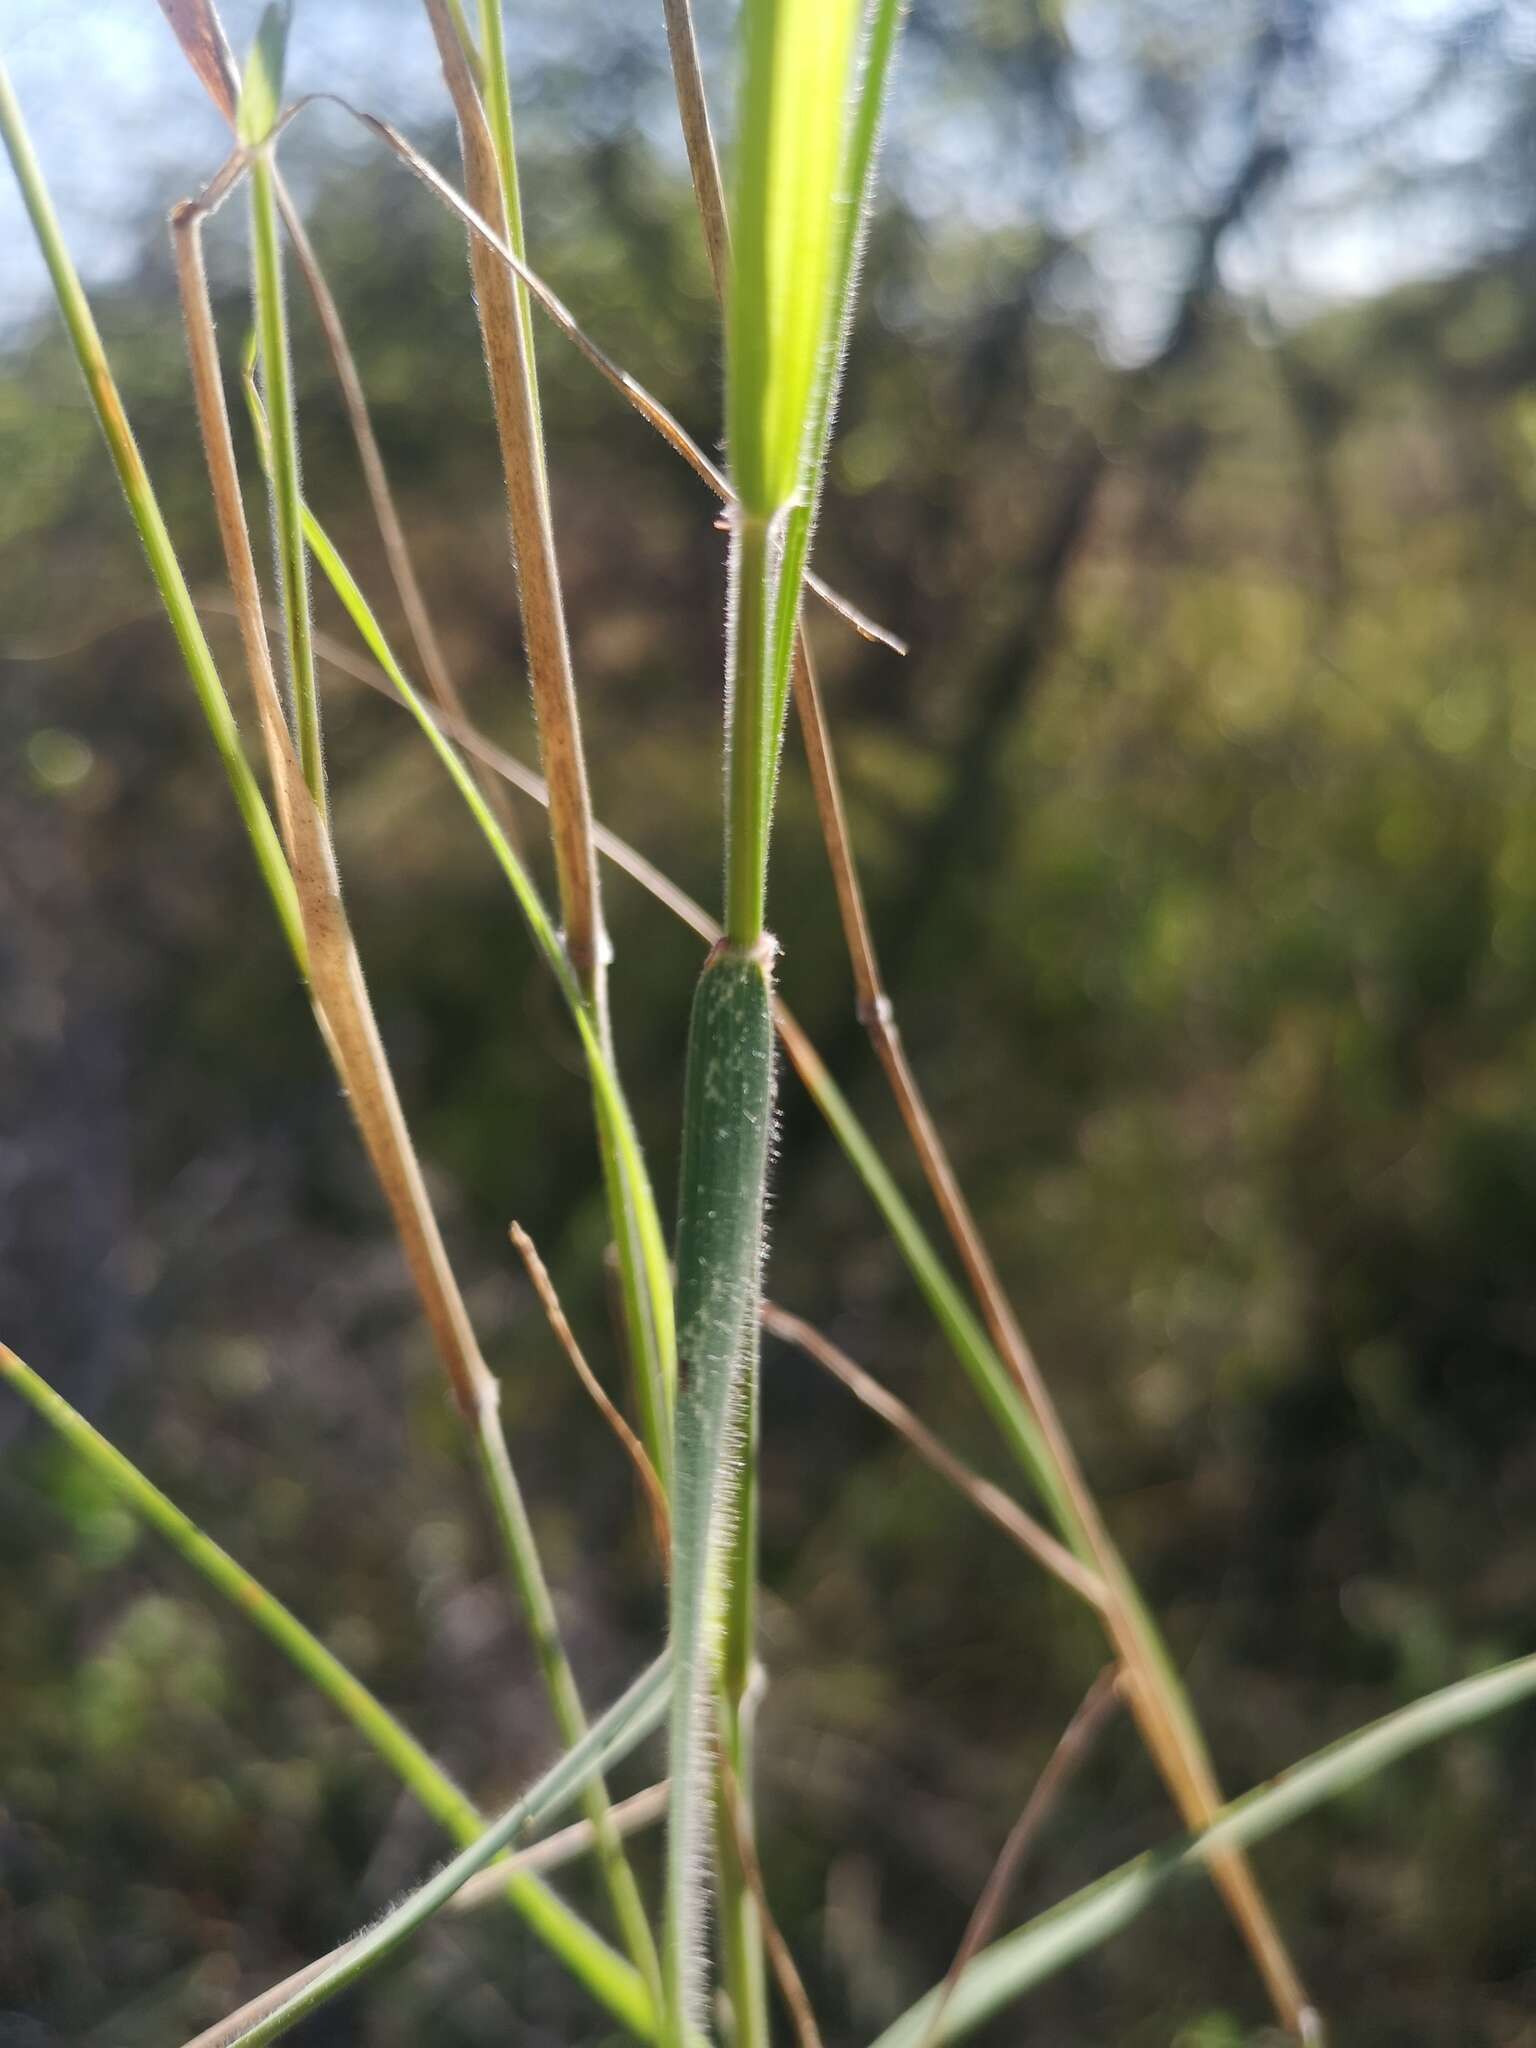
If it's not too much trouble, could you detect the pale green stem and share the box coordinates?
[249,145,324,815]
[474,1394,665,2004]
[725,515,775,948]
[0,59,302,965]
[475,0,544,433]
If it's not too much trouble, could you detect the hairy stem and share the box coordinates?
[664,941,777,2046]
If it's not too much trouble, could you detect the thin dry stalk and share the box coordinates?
[762,1304,1103,1609]
[177,192,664,2011]
[918,1667,1121,2048]
[174,187,491,1421]
[272,173,521,841]
[805,645,1317,2025]
[450,1783,670,1910]
[717,1743,824,2048]
[510,1221,670,1558]
[811,667,1317,2032]
[659,0,728,304]
[423,0,604,1001]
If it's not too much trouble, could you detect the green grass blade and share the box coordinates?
[765,0,905,748]
[0,1344,653,2038]
[220,1651,672,2047]
[724,0,906,945]
[236,0,291,146]
[0,58,303,966]
[728,0,865,521]
[249,145,325,814]
[474,0,543,428]
[662,942,777,2048]
[871,1650,1536,2048]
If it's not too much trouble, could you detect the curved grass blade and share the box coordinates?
[871,1649,1536,2048]
[189,1652,672,2048]
[175,184,665,2010]
[0,1344,652,2036]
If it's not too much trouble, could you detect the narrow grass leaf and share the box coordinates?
[201,1652,672,2047]
[294,500,676,1431]
[872,1652,1536,2048]
[0,61,302,961]
[766,0,906,745]
[0,1344,652,2035]
[237,0,292,146]
[729,0,865,519]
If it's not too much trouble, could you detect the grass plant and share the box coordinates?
[4,3,1535,2044]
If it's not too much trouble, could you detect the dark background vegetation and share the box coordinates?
[4,1,1536,2041]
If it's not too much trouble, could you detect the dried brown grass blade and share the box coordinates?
[422,0,604,1001]
[761,1304,1104,1610]
[271,173,521,845]
[660,0,728,305]
[450,1782,670,1911]
[155,0,239,123]
[918,1667,1120,2048]
[717,1742,824,2048]
[510,1221,670,1558]
[798,554,1317,2044]
[174,184,491,1423]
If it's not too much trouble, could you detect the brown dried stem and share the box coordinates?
[424,0,604,1002]
[174,175,661,2009]
[717,1742,824,2048]
[510,1221,670,1559]
[762,1304,1104,1609]
[918,1667,1121,2048]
